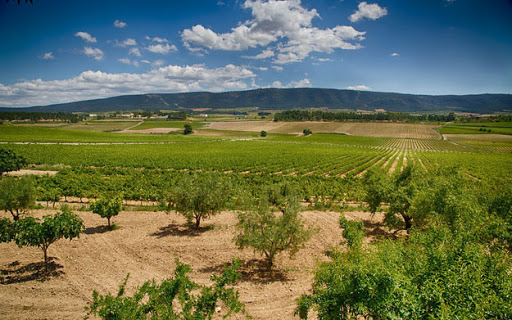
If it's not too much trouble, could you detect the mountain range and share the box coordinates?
[2,88,511,114]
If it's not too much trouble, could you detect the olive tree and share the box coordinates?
[5,207,84,272]
[0,176,36,221]
[235,183,313,269]
[169,174,229,229]
[90,196,123,228]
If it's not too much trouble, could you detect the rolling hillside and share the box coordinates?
[1,88,511,114]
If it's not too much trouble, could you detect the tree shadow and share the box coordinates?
[0,258,64,284]
[199,259,290,284]
[150,223,212,238]
[84,225,113,235]
[363,220,397,241]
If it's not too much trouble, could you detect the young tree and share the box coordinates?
[235,183,313,269]
[184,124,193,135]
[11,207,84,272]
[90,196,122,228]
[169,174,229,229]
[87,259,247,320]
[260,130,267,137]
[0,176,36,221]
[303,129,312,136]
[0,149,27,176]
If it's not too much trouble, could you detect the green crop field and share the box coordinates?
[1,120,511,320]
[439,122,512,135]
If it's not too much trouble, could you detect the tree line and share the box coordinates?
[0,111,83,123]
[273,110,457,122]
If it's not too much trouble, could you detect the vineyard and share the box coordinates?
[0,119,511,320]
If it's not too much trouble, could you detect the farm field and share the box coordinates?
[128,119,207,131]
[444,133,512,152]
[13,120,141,132]
[438,122,512,135]
[206,121,442,139]
[0,207,390,320]
[1,119,511,320]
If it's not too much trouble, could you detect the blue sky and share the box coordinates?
[0,0,511,107]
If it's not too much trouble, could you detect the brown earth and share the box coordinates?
[6,169,58,177]
[0,208,388,320]
[206,121,441,139]
[119,128,182,134]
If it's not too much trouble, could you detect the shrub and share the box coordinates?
[87,258,247,319]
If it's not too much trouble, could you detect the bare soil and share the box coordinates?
[119,128,181,134]
[6,169,58,177]
[206,121,441,139]
[0,208,387,320]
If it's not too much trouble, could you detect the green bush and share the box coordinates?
[87,258,247,319]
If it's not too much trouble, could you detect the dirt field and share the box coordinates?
[0,208,387,320]
[206,121,441,139]
[119,128,181,134]
[444,133,512,143]
[6,169,58,177]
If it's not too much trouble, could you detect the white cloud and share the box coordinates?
[41,52,54,60]
[182,0,365,64]
[243,49,274,59]
[146,43,178,54]
[75,31,97,43]
[390,52,399,56]
[152,59,165,67]
[257,67,268,71]
[129,47,142,57]
[141,60,151,64]
[83,47,104,60]
[315,57,331,62]
[116,38,137,47]
[272,65,283,72]
[268,78,311,88]
[0,64,256,107]
[347,84,372,91]
[118,58,139,67]
[349,2,388,23]
[114,20,127,28]
[145,36,169,43]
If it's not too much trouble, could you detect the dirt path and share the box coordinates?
[6,169,58,176]
[0,208,389,320]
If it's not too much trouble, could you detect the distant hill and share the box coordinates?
[1,88,511,114]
